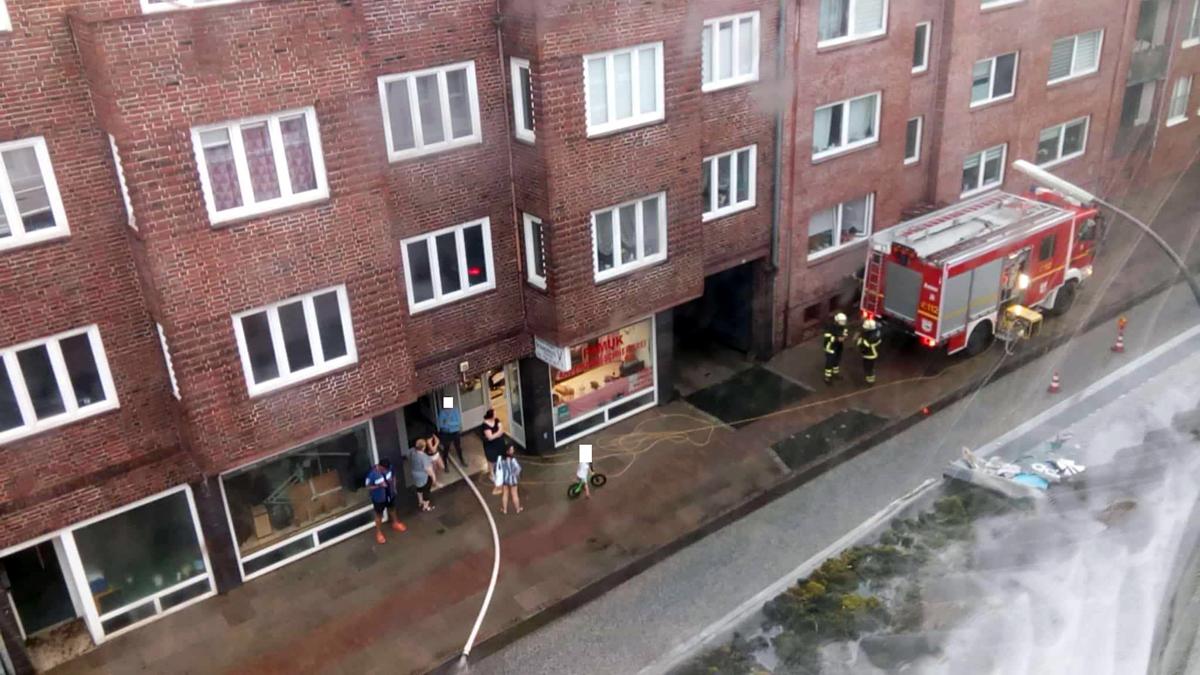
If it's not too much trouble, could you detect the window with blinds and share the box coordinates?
[818,0,887,45]
[1048,30,1102,83]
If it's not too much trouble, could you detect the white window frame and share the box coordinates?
[378,61,483,162]
[812,91,882,161]
[1184,0,1200,47]
[0,325,120,446]
[583,42,666,137]
[1167,75,1193,126]
[231,285,358,397]
[913,22,931,73]
[191,107,328,226]
[961,143,1008,197]
[1047,30,1104,85]
[0,0,10,32]
[400,217,497,313]
[702,12,761,92]
[1036,116,1089,167]
[108,135,136,231]
[817,0,890,48]
[904,116,923,165]
[807,193,875,261]
[591,192,668,282]
[0,137,70,252]
[139,0,245,13]
[702,145,757,221]
[970,52,1019,107]
[510,58,535,143]
[523,212,547,290]
[980,0,1023,9]
[155,323,181,400]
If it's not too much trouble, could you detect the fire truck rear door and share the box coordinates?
[883,260,922,322]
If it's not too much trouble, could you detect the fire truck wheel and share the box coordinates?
[1046,280,1078,316]
[965,321,993,356]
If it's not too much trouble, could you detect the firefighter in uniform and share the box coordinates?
[856,318,882,386]
[823,312,849,384]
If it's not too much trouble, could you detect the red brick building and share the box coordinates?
[0,0,1196,668]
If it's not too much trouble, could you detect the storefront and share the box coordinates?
[218,421,380,580]
[550,317,657,446]
[0,486,215,650]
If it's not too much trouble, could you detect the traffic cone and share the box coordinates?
[1048,372,1062,394]
[1111,332,1125,353]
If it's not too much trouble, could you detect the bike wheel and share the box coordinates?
[567,482,583,499]
[590,473,607,487]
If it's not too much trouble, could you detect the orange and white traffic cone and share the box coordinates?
[1111,332,1125,353]
[1048,372,1062,394]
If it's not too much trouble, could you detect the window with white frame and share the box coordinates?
[970,52,1018,106]
[192,108,327,225]
[961,144,1007,196]
[1036,117,1089,166]
[511,58,535,142]
[379,61,482,161]
[913,22,931,73]
[702,12,760,91]
[808,194,874,259]
[981,0,1022,8]
[108,135,136,231]
[812,92,881,159]
[818,0,887,46]
[1168,75,1193,124]
[0,326,119,444]
[1186,0,1200,44]
[584,43,664,136]
[139,0,243,13]
[0,137,70,252]
[904,116,923,165]
[232,286,356,396]
[401,218,496,312]
[0,0,10,32]
[592,193,667,280]
[523,213,547,289]
[155,323,181,400]
[702,145,756,220]
[1048,30,1102,83]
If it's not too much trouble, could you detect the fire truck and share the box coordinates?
[860,190,1101,356]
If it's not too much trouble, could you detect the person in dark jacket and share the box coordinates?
[823,312,849,384]
[856,318,882,386]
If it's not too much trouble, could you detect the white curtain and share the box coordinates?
[587,57,608,126]
[847,96,875,143]
[854,0,884,33]
[819,0,848,41]
[638,47,657,114]
[813,106,835,154]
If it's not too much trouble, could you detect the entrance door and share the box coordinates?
[503,362,525,447]
[458,376,488,431]
[2,542,77,639]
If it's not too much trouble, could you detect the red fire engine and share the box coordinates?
[860,190,1101,356]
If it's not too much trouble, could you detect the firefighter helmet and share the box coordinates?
[834,312,847,326]
[863,319,878,331]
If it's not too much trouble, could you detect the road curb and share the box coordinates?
[429,271,1199,674]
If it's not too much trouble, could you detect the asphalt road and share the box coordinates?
[465,277,1200,675]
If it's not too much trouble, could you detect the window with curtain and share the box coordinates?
[701,146,756,220]
[591,193,667,280]
[379,61,482,161]
[584,43,663,136]
[1048,30,1102,83]
[523,213,547,289]
[0,136,69,251]
[702,12,759,90]
[808,194,874,259]
[970,52,1018,106]
[812,92,880,158]
[191,108,327,225]
[1036,117,1089,166]
[819,0,887,45]
[1168,76,1193,123]
[1188,0,1200,42]
[961,144,1006,196]
[401,219,496,312]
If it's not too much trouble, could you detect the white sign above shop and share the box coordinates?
[534,336,571,372]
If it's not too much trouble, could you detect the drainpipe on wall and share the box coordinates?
[493,1,531,347]
[769,0,787,273]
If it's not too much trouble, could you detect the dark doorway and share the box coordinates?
[2,542,76,638]
[676,263,755,354]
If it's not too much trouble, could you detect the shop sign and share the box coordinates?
[534,336,572,371]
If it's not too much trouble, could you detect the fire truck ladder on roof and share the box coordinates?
[863,249,885,316]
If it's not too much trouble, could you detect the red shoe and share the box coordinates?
[375,531,386,545]
[391,521,407,533]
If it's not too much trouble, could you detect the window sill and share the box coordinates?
[807,237,868,264]
[969,94,1014,110]
[912,65,929,75]
[816,30,887,52]
[408,282,497,315]
[0,227,71,254]
[812,139,879,164]
[245,357,358,399]
[208,190,330,228]
[904,157,920,166]
[387,136,484,163]
[526,277,547,292]
[1047,70,1100,88]
[702,200,756,222]
[1036,152,1084,170]
[1166,116,1188,128]
[594,255,668,284]
[960,184,1002,199]
[586,114,666,140]
[514,130,535,145]
[1182,38,1200,49]
[980,0,1024,12]
[140,0,247,13]
[0,399,120,446]
[702,75,759,93]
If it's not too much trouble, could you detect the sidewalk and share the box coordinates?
[48,163,1200,675]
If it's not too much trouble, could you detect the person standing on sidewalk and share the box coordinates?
[856,318,882,386]
[482,409,506,495]
[823,312,849,384]
[365,459,406,544]
[436,402,465,467]
[409,439,437,512]
[496,445,523,514]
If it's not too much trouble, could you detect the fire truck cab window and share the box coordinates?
[1038,234,1056,261]
[1078,218,1098,241]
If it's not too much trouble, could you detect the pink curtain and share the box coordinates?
[280,116,317,193]
[241,124,281,202]
[202,131,242,212]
